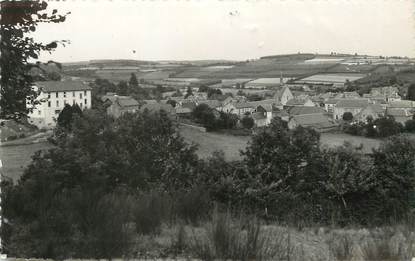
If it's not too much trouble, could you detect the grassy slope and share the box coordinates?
[0,141,53,182]
[179,125,384,160]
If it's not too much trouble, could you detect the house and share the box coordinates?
[288,114,338,132]
[385,108,413,124]
[274,86,294,106]
[27,81,92,129]
[353,104,385,123]
[370,86,401,101]
[285,97,315,108]
[175,101,196,118]
[273,110,290,122]
[334,91,361,99]
[199,100,222,110]
[104,95,140,118]
[251,112,268,127]
[233,102,255,116]
[323,99,341,113]
[333,99,369,120]
[288,106,326,116]
[248,99,283,110]
[140,102,176,119]
[256,105,273,126]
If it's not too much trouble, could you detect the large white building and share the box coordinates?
[27,81,92,129]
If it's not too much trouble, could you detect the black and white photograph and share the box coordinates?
[0,0,415,260]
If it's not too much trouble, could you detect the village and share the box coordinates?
[2,0,415,259]
[24,61,415,135]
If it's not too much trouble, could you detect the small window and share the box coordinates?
[84,98,87,105]
[80,93,83,99]
[84,90,87,96]
[38,110,41,115]
[48,93,51,99]
[48,101,51,107]
[56,92,58,98]
[73,91,75,97]
[56,100,59,107]
[63,92,66,98]
[73,100,75,105]
[80,102,83,108]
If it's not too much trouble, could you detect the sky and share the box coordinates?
[33,0,415,62]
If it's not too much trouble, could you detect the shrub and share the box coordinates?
[342,112,353,121]
[134,191,171,234]
[405,119,415,132]
[7,135,17,141]
[241,116,255,129]
[190,210,286,261]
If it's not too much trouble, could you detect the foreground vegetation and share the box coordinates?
[2,108,415,259]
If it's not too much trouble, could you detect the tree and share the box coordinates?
[192,104,216,130]
[3,109,200,257]
[371,136,415,220]
[184,86,193,98]
[405,119,415,132]
[207,88,222,98]
[117,81,129,96]
[407,83,415,101]
[216,111,238,129]
[241,116,254,129]
[166,99,177,108]
[172,90,183,97]
[0,1,68,118]
[198,85,209,92]
[342,112,353,121]
[57,104,82,130]
[242,118,322,218]
[373,116,403,137]
[129,73,138,88]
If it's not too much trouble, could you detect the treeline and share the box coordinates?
[2,110,415,258]
[344,115,415,137]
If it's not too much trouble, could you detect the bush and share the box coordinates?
[342,112,353,121]
[405,119,415,132]
[241,116,255,129]
[7,135,17,141]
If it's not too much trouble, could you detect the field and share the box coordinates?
[179,125,384,160]
[0,142,54,182]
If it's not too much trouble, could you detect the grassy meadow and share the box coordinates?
[0,141,54,182]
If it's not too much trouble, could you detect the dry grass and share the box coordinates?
[188,211,290,261]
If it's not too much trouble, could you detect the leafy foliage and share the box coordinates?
[0,1,68,118]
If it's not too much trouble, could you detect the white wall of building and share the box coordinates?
[28,90,92,129]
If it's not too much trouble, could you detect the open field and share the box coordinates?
[179,125,250,161]
[178,125,392,160]
[0,141,54,182]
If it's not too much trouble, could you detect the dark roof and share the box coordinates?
[256,104,273,112]
[336,99,369,108]
[291,114,337,129]
[116,97,139,107]
[251,112,266,120]
[140,103,175,114]
[388,100,415,108]
[36,81,91,92]
[199,100,222,109]
[289,106,326,115]
[234,102,253,109]
[248,99,281,108]
[386,108,412,117]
